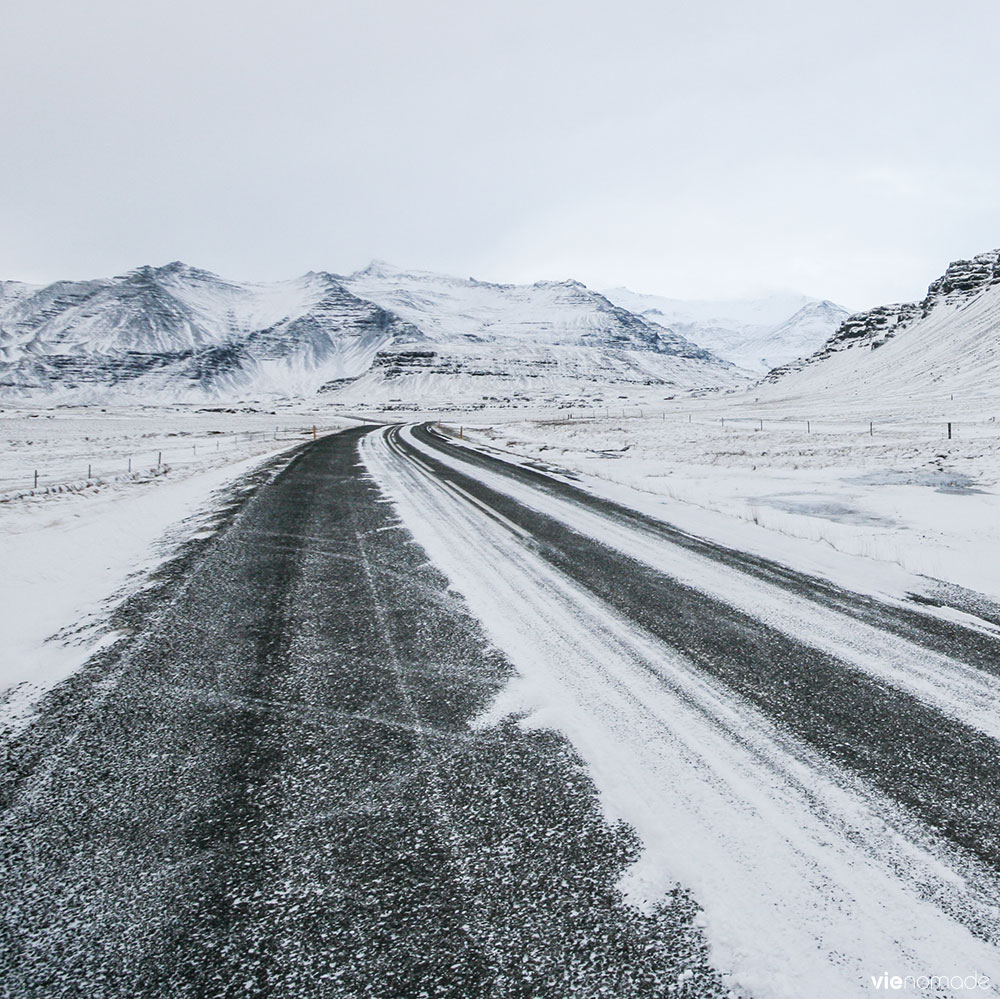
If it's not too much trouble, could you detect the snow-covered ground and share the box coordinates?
[361,425,1000,999]
[3,390,999,996]
[0,405,352,731]
[458,398,1000,606]
[0,404,343,497]
[6,385,997,743]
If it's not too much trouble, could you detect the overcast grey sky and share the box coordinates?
[2,0,998,308]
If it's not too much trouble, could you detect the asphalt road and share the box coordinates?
[0,428,734,999]
[397,424,1000,875]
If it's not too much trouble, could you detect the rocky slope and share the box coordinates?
[0,261,743,404]
[761,249,1000,404]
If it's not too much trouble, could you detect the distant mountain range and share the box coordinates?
[600,288,850,373]
[763,249,1000,404]
[0,260,847,405]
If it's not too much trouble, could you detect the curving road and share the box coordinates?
[2,424,999,998]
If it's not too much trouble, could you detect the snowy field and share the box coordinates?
[458,394,1000,607]
[3,393,1000,997]
[6,388,999,737]
[0,404,353,498]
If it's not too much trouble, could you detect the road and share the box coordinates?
[1,424,999,998]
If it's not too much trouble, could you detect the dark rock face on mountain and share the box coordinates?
[764,249,1000,382]
[922,251,1000,308]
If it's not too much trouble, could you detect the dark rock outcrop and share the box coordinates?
[764,248,1000,382]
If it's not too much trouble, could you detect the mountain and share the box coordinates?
[762,249,1000,405]
[0,262,423,401]
[600,287,850,372]
[0,261,743,405]
[333,262,743,406]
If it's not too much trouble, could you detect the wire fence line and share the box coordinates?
[1,425,328,501]
[544,408,1000,441]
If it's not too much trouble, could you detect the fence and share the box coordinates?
[2,425,326,501]
[544,408,1000,442]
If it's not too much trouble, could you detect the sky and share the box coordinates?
[2,0,999,310]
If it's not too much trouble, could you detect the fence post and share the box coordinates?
[947,422,952,440]
[759,419,763,431]
[87,464,91,479]
[157,451,162,467]
[869,421,873,436]
[807,420,810,433]
[34,469,38,488]
[128,457,132,472]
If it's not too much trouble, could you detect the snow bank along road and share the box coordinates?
[2,425,999,998]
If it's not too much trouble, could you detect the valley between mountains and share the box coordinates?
[2,248,1000,998]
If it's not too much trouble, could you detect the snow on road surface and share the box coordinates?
[361,424,1000,999]
[400,428,1000,743]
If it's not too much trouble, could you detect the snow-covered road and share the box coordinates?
[3,424,998,999]
[361,424,1000,999]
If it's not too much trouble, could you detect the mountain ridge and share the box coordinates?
[0,261,745,404]
[760,248,1000,403]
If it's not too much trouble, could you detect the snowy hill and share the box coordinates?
[0,261,743,404]
[762,249,1000,406]
[601,287,849,372]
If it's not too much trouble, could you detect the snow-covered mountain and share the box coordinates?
[334,261,743,405]
[601,287,850,372]
[0,263,424,400]
[0,261,743,404]
[762,249,1000,404]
